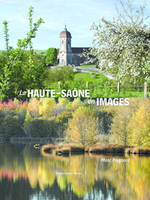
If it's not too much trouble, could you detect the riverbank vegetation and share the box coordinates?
[0,98,150,149]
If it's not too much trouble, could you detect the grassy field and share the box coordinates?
[44,67,148,97]
[74,73,146,97]
[79,64,95,67]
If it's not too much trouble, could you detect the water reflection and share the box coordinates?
[0,144,149,200]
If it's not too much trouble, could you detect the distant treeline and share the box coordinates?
[0,98,150,147]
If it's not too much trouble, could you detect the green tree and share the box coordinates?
[86,0,150,84]
[55,111,72,137]
[28,6,34,51]
[0,115,23,137]
[24,119,57,137]
[3,21,9,51]
[45,48,58,66]
[45,66,74,85]
[0,7,45,98]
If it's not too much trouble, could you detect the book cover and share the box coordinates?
[0,0,149,200]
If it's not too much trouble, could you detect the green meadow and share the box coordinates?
[44,66,147,98]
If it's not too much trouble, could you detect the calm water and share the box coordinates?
[0,144,150,200]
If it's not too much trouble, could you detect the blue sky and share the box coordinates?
[0,0,149,50]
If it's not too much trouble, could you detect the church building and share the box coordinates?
[58,26,89,66]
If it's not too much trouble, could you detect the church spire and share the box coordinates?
[64,25,67,31]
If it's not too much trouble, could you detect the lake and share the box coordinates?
[0,144,149,200]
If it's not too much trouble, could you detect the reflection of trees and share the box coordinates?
[24,154,56,190]
[0,144,25,171]
[66,156,96,197]
[24,153,96,197]
[0,144,150,200]
[0,178,35,200]
[101,160,136,200]
[99,156,150,200]
[126,157,150,200]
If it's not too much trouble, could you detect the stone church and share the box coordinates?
[58,26,89,66]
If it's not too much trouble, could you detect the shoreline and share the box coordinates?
[41,144,150,157]
[1,137,150,156]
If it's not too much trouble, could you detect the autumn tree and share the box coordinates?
[57,98,70,112]
[27,98,39,118]
[110,98,140,146]
[111,98,150,147]
[71,98,82,111]
[39,98,56,118]
[127,105,150,147]
[111,106,131,146]
[66,106,98,146]
[86,0,150,84]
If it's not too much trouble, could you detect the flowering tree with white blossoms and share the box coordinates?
[86,0,150,84]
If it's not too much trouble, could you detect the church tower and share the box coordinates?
[59,26,72,66]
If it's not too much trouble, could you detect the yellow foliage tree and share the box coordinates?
[111,106,131,146]
[71,98,82,111]
[39,98,56,118]
[66,106,98,146]
[127,106,150,147]
[58,98,69,106]
[27,98,39,117]
[110,98,150,146]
